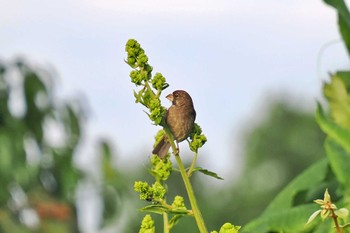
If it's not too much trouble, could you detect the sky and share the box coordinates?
[2,0,349,177]
[2,0,350,232]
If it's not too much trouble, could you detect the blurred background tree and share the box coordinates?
[0,59,132,233]
[213,101,326,226]
[0,59,82,232]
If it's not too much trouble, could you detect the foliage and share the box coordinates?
[307,189,349,232]
[0,60,82,232]
[241,0,350,232]
[0,60,128,233]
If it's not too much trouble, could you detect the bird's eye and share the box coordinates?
[174,92,179,97]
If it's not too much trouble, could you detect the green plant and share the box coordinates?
[125,39,239,233]
[240,0,350,232]
[307,189,349,232]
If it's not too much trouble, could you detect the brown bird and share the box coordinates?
[152,90,196,159]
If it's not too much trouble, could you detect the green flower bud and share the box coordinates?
[145,64,153,73]
[149,98,160,110]
[153,130,166,148]
[139,214,155,233]
[171,196,186,210]
[134,181,153,201]
[148,99,166,125]
[151,182,166,200]
[130,70,142,85]
[129,70,145,85]
[189,123,207,151]
[150,107,166,125]
[218,223,241,233]
[127,56,136,66]
[125,39,138,49]
[151,72,167,91]
[191,134,207,151]
[150,154,172,181]
[137,54,149,67]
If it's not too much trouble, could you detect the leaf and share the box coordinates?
[140,205,168,215]
[306,210,322,225]
[335,208,349,219]
[242,204,319,233]
[264,158,328,214]
[324,0,350,55]
[243,159,329,232]
[323,74,350,129]
[336,71,350,87]
[193,167,224,180]
[169,214,184,229]
[325,139,350,186]
[315,103,350,154]
[140,204,188,216]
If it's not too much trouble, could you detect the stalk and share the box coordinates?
[164,127,208,233]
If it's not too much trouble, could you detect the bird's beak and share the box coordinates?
[166,93,174,102]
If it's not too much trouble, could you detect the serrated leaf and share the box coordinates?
[193,167,224,180]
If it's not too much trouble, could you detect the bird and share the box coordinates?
[152,90,196,159]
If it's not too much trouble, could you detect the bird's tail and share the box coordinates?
[152,136,171,159]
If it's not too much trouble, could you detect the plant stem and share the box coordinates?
[330,209,343,233]
[163,127,208,233]
[174,155,208,233]
[163,212,170,233]
[187,151,198,177]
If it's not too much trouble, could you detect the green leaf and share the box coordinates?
[315,103,350,154]
[140,205,168,215]
[264,158,328,214]
[169,214,184,229]
[193,167,224,180]
[243,159,329,232]
[336,71,350,87]
[243,204,319,233]
[306,210,322,225]
[325,138,350,186]
[324,0,350,55]
[323,74,350,129]
[335,208,349,219]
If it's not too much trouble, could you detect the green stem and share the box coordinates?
[163,127,208,233]
[174,154,208,233]
[187,151,198,177]
[163,212,170,233]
